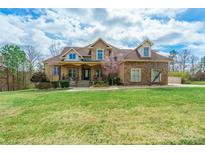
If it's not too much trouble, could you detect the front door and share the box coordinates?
[82,68,90,80]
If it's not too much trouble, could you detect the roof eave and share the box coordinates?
[122,59,172,63]
[60,48,84,59]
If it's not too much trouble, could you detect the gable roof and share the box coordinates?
[88,38,112,48]
[124,49,170,61]
[60,48,84,59]
[135,38,153,50]
[44,39,171,64]
[61,45,91,56]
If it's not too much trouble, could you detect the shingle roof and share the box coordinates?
[44,40,171,64]
[43,55,61,65]
[61,45,91,57]
[124,49,170,61]
[108,44,132,61]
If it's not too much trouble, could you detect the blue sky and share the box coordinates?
[0,8,205,57]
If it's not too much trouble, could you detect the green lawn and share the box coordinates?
[190,81,205,85]
[0,88,205,144]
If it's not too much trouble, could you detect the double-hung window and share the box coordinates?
[69,53,76,60]
[53,66,59,76]
[97,49,104,60]
[131,68,141,82]
[68,68,77,78]
[95,69,102,78]
[151,69,161,82]
[143,47,150,57]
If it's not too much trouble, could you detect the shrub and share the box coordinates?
[31,72,48,82]
[92,80,109,87]
[107,74,114,85]
[34,82,51,89]
[191,71,205,81]
[51,81,59,88]
[107,74,121,85]
[169,71,190,84]
[113,77,121,85]
[93,82,109,87]
[59,80,69,88]
[47,80,70,89]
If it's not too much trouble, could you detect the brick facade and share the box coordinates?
[44,38,171,86]
[123,61,168,85]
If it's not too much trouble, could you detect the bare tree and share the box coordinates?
[23,45,43,79]
[190,55,199,75]
[49,41,63,57]
[178,49,191,72]
[198,56,205,72]
[169,50,178,71]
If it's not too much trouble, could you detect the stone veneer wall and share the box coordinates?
[123,61,168,85]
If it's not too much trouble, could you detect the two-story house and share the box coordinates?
[43,38,171,86]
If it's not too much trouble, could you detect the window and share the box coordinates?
[69,53,76,60]
[109,50,111,56]
[97,49,104,60]
[151,69,161,82]
[114,57,117,61]
[143,47,150,57]
[68,68,77,78]
[131,68,141,82]
[95,69,102,78]
[53,66,59,76]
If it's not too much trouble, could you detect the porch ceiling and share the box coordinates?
[59,61,102,66]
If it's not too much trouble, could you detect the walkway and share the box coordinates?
[67,84,205,92]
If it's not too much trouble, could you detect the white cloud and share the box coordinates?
[0,14,25,44]
[0,8,205,58]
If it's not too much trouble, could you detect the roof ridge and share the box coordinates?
[89,38,112,48]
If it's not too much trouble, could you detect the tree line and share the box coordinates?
[169,49,205,74]
[0,42,63,91]
[0,45,44,90]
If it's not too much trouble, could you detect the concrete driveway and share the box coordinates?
[168,84,205,87]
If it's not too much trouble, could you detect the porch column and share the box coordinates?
[91,67,95,80]
[60,66,66,80]
[59,66,61,80]
[78,67,81,80]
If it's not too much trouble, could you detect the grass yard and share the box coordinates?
[190,81,205,85]
[0,87,205,144]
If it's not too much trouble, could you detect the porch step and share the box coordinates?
[70,80,77,87]
[76,80,90,87]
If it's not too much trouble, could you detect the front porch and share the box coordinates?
[55,61,103,86]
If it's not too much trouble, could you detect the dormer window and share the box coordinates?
[62,48,82,61]
[97,49,104,61]
[143,47,150,57]
[69,53,76,59]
